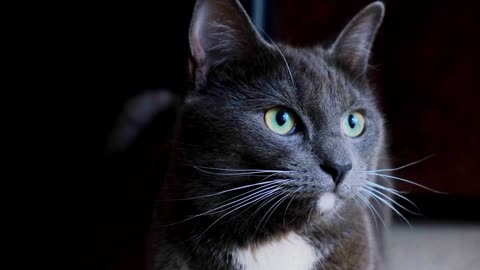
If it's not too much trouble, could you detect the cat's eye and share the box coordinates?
[342,112,365,137]
[264,107,296,135]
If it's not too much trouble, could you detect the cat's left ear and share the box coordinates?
[330,1,385,76]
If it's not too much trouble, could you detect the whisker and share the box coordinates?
[193,165,294,173]
[259,191,291,231]
[160,183,285,227]
[234,180,295,221]
[255,25,296,87]
[193,189,281,242]
[203,183,289,216]
[363,185,421,216]
[365,155,434,173]
[283,187,301,225]
[363,180,409,194]
[307,202,316,224]
[353,194,378,229]
[174,179,287,200]
[362,187,413,229]
[333,211,346,222]
[359,191,388,229]
[366,172,446,194]
[193,167,289,176]
[206,187,287,216]
[233,186,284,219]
[250,190,288,222]
[364,180,420,211]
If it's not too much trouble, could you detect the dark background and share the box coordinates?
[70,0,479,269]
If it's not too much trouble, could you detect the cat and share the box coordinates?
[154,0,392,269]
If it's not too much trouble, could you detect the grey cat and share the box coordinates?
[154,0,391,269]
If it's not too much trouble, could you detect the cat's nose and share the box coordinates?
[320,162,352,185]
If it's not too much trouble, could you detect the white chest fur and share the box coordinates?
[234,232,318,270]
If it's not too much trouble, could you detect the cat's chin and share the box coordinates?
[315,192,342,216]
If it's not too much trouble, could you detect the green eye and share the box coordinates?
[265,107,296,135]
[342,112,365,137]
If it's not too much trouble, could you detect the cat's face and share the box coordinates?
[179,0,385,232]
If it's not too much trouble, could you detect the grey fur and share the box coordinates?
[155,1,390,269]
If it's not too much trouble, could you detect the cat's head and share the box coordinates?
[178,0,385,237]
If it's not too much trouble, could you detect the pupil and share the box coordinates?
[276,111,288,126]
[348,114,357,129]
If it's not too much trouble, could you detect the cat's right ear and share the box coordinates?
[329,1,385,77]
[189,0,268,84]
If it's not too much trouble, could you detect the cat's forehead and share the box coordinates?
[276,46,362,112]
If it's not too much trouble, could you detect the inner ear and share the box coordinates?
[189,0,270,82]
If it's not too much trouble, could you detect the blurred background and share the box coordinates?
[81,0,479,269]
